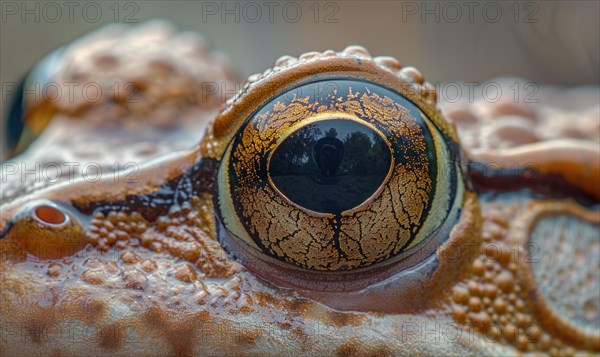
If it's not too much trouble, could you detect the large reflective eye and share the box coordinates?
[216,78,465,274]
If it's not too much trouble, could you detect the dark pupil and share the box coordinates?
[269,119,392,214]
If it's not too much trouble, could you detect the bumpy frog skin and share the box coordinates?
[1,22,599,356]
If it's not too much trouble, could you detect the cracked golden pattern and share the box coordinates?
[222,83,436,270]
[0,21,598,356]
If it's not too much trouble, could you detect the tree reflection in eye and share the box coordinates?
[269,119,392,214]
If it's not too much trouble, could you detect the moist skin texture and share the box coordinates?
[1,22,599,356]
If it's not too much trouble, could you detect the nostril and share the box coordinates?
[32,205,68,226]
[2,201,85,260]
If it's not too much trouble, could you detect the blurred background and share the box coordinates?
[1,0,599,151]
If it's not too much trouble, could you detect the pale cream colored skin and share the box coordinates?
[0,22,599,356]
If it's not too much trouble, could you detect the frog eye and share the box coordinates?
[1,200,86,260]
[5,48,64,157]
[207,49,471,289]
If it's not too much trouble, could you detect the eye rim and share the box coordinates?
[265,112,396,217]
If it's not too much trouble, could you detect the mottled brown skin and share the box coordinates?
[0,22,599,356]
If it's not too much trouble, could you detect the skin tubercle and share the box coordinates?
[0,22,598,356]
[1,192,595,355]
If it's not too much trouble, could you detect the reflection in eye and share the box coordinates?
[216,78,465,276]
[269,119,392,214]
